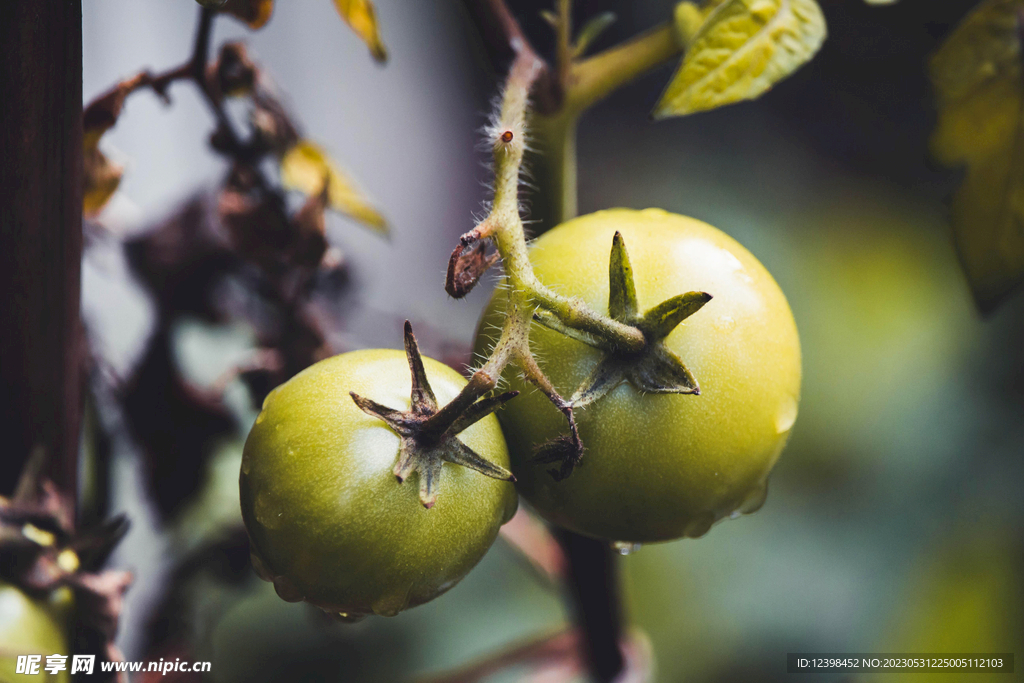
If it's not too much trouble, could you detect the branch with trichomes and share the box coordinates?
[434,44,652,481]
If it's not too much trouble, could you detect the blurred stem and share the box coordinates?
[87,6,272,173]
[451,3,697,680]
[531,111,579,228]
[530,21,684,232]
[569,22,682,116]
[555,0,573,93]
[558,531,625,682]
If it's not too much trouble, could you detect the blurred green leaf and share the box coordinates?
[881,532,1022,682]
[930,0,1024,311]
[279,140,388,235]
[333,0,387,63]
[573,12,617,57]
[673,3,706,48]
[655,0,827,118]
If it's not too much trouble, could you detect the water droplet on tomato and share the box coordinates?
[334,611,366,624]
[775,396,798,434]
[611,541,642,556]
[249,549,274,582]
[739,481,769,514]
[273,575,303,603]
[372,588,409,617]
[684,512,715,538]
[254,490,284,529]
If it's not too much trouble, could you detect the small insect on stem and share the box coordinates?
[500,130,514,143]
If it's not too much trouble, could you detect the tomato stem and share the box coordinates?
[350,322,517,508]
[442,2,714,679]
[557,530,626,683]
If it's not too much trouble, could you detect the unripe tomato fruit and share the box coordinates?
[0,582,72,683]
[240,349,517,617]
[476,209,801,543]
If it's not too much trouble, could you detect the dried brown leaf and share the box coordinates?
[221,0,274,29]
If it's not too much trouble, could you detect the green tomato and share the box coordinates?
[240,349,517,618]
[0,582,72,683]
[476,208,801,544]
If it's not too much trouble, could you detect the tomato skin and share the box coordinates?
[0,582,72,683]
[476,209,801,543]
[240,349,517,617]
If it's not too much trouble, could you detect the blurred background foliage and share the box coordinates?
[78,0,1023,681]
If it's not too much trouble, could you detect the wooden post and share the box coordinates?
[0,0,84,499]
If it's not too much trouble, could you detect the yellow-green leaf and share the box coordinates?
[700,0,730,16]
[674,3,706,47]
[655,0,827,118]
[279,140,388,235]
[333,0,387,63]
[930,0,1024,310]
[82,75,144,216]
[83,145,122,218]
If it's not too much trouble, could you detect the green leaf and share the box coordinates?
[279,140,388,235]
[654,0,827,118]
[930,0,1024,310]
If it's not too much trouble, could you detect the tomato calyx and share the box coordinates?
[532,232,711,480]
[1,451,133,674]
[350,321,518,508]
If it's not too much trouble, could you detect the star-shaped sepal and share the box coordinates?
[533,232,712,478]
[350,321,518,508]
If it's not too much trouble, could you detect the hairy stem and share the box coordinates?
[447,3,703,681]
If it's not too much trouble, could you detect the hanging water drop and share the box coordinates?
[333,611,367,624]
[611,541,642,556]
[739,481,769,515]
